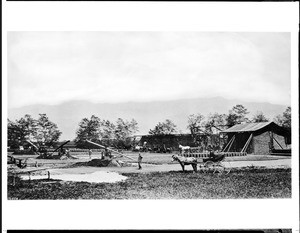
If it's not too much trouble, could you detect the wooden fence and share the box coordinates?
[182,151,247,158]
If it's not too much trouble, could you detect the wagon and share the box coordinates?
[198,153,231,175]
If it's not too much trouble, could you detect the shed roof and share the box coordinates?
[222,122,274,133]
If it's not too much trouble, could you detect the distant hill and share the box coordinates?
[8,97,288,140]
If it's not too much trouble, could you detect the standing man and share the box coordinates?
[88,149,92,159]
[143,141,147,152]
[138,153,143,170]
[101,150,105,160]
[65,148,70,158]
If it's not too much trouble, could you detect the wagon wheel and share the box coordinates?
[222,162,231,175]
[198,163,205,173]
[215,162,231,175]
[199,163,207,173]
[213,162,225,175]
[203,161,216,173]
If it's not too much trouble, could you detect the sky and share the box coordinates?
[7,32,291,108]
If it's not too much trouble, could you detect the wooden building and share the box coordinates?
[139,133,223,152]
[139,134,195,151]
[221,122,291,155]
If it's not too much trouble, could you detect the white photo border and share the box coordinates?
[2,1,299,231]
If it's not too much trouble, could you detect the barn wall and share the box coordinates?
[252,131,287,155]
[140,134,195,150]
[140,134,225,151]
[253,132,270,155]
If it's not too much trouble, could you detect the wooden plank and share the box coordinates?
[270,153,291,156]
[273,136,284,149]
[10,165,70,174]
[26,140,39,150]
[86,140,135,161]
[226,135,235,152]
[49,140,71,156]
[222,136,233,152]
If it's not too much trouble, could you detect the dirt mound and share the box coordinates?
[87,159,112,167]
[70,159,134,168]
[36,154,78,160]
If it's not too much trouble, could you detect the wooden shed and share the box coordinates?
[221,122,291,155]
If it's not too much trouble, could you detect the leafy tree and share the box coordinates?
[75,116,139,148]
[7,114,61,149]
[226,112,239,128]
[204,113,227,134]
[75,115,102,147]
[114,118,139,147]
[226,104,249,127]
[8,119,24,149]
[274,106,291,129]
[252,111,269,123]
[8,115,37,148]
[187,114,205,136]
[99,120,116,145]
[149,119,177,135]
[35,114,62,148]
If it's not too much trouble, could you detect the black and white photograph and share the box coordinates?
[2,1,299,232]
[6,31,293,199]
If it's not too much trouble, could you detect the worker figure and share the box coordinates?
[100,150,105,160]
[105,148,112,158]
[88,149,92,159]
[138,153,143,170]
[209,150,215,159]
[207,145,216,160]
[143,141,147,152]
[42,147,48,157]
[65,149,70,157]
[59,147,65,155]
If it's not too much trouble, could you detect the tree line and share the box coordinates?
[7,104,291,149]
[149,105,291,135]
[74,116,138,149]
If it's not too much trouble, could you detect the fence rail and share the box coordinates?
[46,148,105,153]
[182,152,247,158]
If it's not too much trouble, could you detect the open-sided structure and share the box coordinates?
[221,122,291,155]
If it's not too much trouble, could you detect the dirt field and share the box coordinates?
[8,152,291,182]
[11,151,290,166]
[7,152,292,199]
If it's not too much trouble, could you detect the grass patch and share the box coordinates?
[7,168,291,200]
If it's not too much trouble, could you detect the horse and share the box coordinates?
[178,144,191,153]
[172,154,197,172]
[133,145,142,152]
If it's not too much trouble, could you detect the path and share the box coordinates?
[10,156,291,176]
[48,158,291,175]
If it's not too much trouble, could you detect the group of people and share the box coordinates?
[58,147,70,157]
[88,147,144,170]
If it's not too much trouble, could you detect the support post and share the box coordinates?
[222,135,234,152]
[241,134,253,153]
[13,173,16,186]
[227,136,235,152]
[48,171,50,180]
[273,136,284,149]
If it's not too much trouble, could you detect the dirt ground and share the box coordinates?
[57,158,291,174]
[9,152,291,177]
